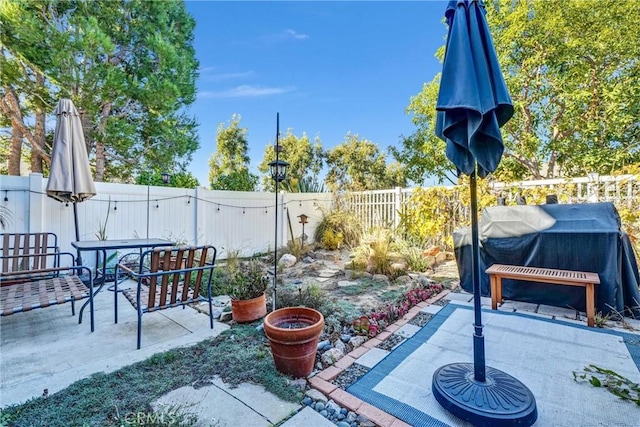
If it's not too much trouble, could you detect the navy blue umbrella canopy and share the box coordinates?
[431,2,537,426]
[436,0,513,177]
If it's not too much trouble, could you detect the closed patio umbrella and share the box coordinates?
[431,1,537,426]
[46,98,96,264]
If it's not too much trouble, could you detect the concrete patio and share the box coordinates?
[2,287,640,426]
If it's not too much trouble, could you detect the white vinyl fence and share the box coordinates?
[0,173,333,269]
[343,175,639,231]
[2,173,638,269]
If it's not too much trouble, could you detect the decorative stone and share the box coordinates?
[337,280,359,287]
[334,340,347,353]
[340,334,351,343]
[315,402,325,412]
[394,275,412,284]
[349,336,367,348]
[344,269,353,280]
[347,411,358,422]
[320,410,328,417]
[435,252,448,264]
[372,274,389,282]
[337,422,351,427]
[321,347,344,365]
[279,254,297,268]
[288,378,307,391]
[326,400,342,415]
[305,389,328,403]
[317,340,330,351]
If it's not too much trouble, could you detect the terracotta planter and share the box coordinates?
[231,294,267,323]
[263,307,325,377]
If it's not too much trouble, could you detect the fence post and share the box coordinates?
[394,187,402,229]
[29,173,45,233]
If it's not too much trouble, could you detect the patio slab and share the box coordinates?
[347,304,640,427]
[0,290,229,407]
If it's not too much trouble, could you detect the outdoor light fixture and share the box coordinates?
[269,159,289,183]
[161,172,171,185]
[271,113,289,311]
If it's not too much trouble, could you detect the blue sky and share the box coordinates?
[184,1,449,187]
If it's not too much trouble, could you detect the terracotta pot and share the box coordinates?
[231,294,267,323]
[263,307,325,377]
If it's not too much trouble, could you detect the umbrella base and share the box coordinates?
[432,363,537,427]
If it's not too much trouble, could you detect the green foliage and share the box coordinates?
[223,259,269,300]
[324,133,407,192]
[313,207,362,249]
[402,0,640,183]
[209,115,258,191]
[1,0,200,182]
[349,228,401,278]
[395,239,431,273]
[573,364,640,405]
[281,176,326,193]
[2,325,301,426]
[286,238,308,260]
[275,282,326,311]
[258,128,324,192]
[320,229,344,251]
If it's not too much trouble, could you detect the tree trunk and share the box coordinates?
[8,127,22,176]
[31,107,46,173]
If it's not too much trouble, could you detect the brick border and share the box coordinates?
[308,288,450,426]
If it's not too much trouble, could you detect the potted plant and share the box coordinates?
[225,260,269,323]
[263,306,325,378]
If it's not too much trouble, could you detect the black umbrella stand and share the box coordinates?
[432,170,537,427]
[72,202,83,266]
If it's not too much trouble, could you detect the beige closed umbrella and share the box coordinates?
[46,99,96,263]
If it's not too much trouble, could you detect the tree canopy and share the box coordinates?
[257,129,324,192]
[1,0,200,182]
[396,0,640,184]
[208,115,258,191]
[325,133,406,192]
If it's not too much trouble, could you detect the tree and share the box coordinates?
[208,115,258,191]
[0,0,200,182]
[325,133,406,192]
[136,170,199,189]
[398,0,640,183]
[258,129,324,192]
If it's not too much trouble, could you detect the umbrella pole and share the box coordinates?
[73,202,83,266]
[431,168,537,426]
[470,171,486,381]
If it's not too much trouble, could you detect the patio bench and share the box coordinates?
[1,232,94,331]
[486,264,600,327]
[114,245,217,349]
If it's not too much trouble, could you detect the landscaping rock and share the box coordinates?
[435,252,448,264]
[334,340,347,354]
[317,340,331,351]
[305,389,328,403]
[337,280,359,287]
[219,311,233,322]
[321,347,344,365]
[372,274,389,283]
[280,254,297,268]
[394,275,412,284]
[349,336,367,348]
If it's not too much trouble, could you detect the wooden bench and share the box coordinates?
[485,264,600,327]
[114,245,217,349]
[1,232,95,331]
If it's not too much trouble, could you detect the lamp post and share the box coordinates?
[269,113,289,311]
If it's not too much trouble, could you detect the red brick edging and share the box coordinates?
[308,289,450,427]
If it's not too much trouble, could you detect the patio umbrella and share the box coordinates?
[432,1,537,426]
[46,99,96,264]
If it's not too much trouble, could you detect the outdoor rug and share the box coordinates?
[347,303,640,427]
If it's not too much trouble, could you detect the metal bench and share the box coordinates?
[485,264,600,327]
[1,233,94,331]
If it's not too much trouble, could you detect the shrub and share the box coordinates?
[314,207,362,249]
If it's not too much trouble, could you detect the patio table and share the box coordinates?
[72,238,174,325]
